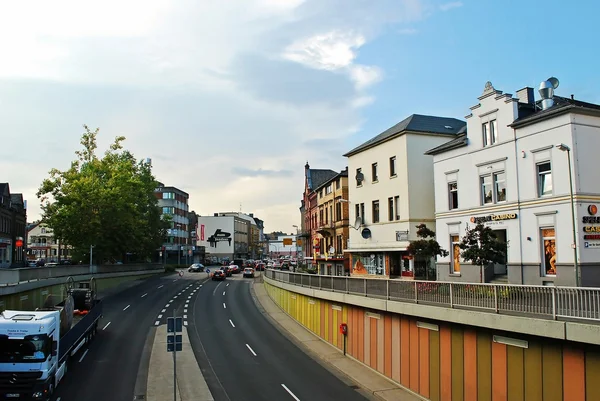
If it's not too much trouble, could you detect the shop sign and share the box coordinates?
[396,231,408,241]
[584,226,600,233]
[0,238,11,244]
[584,242,600,249]
[584,234,600,240]
[470,213,518,224]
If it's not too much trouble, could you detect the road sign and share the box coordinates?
[167,334,183,352]
[297,239,303,246]
[206,268,210,274]
[167,317,183,333]
[283,238,293,246]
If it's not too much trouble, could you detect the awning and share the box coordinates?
[344,247,408,253]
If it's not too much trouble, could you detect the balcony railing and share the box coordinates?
[264,270,600,322]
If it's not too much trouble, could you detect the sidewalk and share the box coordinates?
[146,324,214,401]
[251,281,423,401]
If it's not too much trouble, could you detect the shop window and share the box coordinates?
[541,228,556,276]
[352,253,385,275]
[451,235,461,273]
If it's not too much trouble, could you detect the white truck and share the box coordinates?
[0,277,102,400]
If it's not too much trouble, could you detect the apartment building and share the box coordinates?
[428,79,600,286]
[154,182,190,263]
[0,183,26,268]
[26,222,72,263]
[344,115,465,278]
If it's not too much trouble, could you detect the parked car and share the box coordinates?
[212,270,226,281]
[188,263,205,272]
[243,268,255,278]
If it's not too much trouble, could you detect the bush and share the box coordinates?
[164,265,176,273]
[306,268,318,275]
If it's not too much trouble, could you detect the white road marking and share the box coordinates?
[166,304,171,307]
[102,322,111,330]
[141,293,147,298]
[226,283,229,287]
[158,285,164,289]
[212,282,223,296]
[246,344,257,357]
[184,321,188,326]
[184,309,188,313]
[123,305,130,311]
[173,279,177,282]
[56,398,61,401]
[281,384,300,401]
[158,314,163,318]
[161,309,166,313]
[223,303,226,309]
[78,349,89,363]
[174,296,178,299]
[170,299,174,302]
[229,319,235,328]
[223,291,226,296]
[155,321,160,326]
[188,296,192,299]
[183,314,188,319]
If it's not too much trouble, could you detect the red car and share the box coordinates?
[212,270,226,281]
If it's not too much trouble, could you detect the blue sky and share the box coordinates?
[0,1,598,232]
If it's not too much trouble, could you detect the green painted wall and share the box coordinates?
[0,273,159,313]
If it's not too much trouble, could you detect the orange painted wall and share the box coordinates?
[264,283,600,401]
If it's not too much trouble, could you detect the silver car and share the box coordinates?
[188,263,205,272]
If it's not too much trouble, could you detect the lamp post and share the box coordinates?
[292,225,299,260]
[556,143,580,286]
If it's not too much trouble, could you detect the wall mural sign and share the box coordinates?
[583,204,600,241]
[207,229,232,248]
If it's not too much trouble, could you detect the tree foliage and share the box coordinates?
[458,223,507,267]
[37,125,169,263]
[407,224,449,259]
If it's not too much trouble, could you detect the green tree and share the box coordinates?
[458,223,507,283]
[37,125,169,264]
[406,224,449,280]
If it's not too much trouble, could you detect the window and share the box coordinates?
[388,197,394,221]
[541,228,556,276]
[451,235,461,273]
[394,196,400,220]
[482,120,498,147]
[360,203,365,224]
[480,172,506,204]
[448,182,458,210]
[372,163,378,182]
[336,179,340,190]
[356,168,362,186]
[335,201,342,221]
[355,204,360,224]
[163,192,175,199]
[390,157,396,176]
[162,206,174,214]
[537,162,552,196]
[352,253,385,275]
[494,172,506,202]
[481,175,493,204]
[372,200,380,223]
[325,184,332,194]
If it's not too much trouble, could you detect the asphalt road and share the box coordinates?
[53,271,207,401]
[188,273,369,401]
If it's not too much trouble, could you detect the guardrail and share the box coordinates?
[0,264,165,286]
[265,270,600,322]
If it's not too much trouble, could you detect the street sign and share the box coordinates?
[283,238,293,246]
[206,268,211,274]
[297,239,303,246]
[167,334,183,352]
[167,317,183,333]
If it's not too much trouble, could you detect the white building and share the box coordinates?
[344,115,466,278]
[197,212,255,261]
[427,79,600,287]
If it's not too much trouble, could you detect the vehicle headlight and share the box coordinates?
[33,391,44,398]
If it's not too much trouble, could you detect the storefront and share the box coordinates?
[0,238,11,268]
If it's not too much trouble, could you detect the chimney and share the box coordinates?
[305,161,310,170]
[516,87,535,105]
[214,213,218,216]
[249,213,254,217]
[539,77,559,110]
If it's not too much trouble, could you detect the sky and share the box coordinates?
[1,0,599,233]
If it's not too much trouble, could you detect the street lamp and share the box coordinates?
[556,143,580,286]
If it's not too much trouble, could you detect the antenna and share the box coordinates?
[356,171,364,184]
[353,216,361,230]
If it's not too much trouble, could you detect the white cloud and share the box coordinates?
[439,1,463,11]
[0,0,428,232]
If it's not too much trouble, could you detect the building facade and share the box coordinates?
[300,163,338,265]
[344,115,465,279]
[0,183,26,268]
[313,168,350,275]
[197,212,258,261]
[154,182,190,263]
[428,80,600,286]
[26,222,73,263]
[268,235,298,259]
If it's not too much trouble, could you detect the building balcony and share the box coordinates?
[297,231,311,238]
[334,218,349,228]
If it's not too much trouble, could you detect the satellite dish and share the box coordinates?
[353,216,361,230]
[356,171,364,184]
[361,228,371,239]
[547,77,559,89]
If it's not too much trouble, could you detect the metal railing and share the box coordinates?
[0,264,165,286]
[265,270,600,322]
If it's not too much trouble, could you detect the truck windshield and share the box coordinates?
[0,334,50,362]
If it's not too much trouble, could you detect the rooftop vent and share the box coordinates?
[539,77,559,110]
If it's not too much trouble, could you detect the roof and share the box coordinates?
[10,194,23,205]
[343,114,466,157]
[314,168,348,192]
[425,133,469,155]
[307,168,338,191]
[511,96,600,128]
[0,183,8,196]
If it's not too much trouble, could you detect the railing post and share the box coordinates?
[552,287,557,320]
[386,280,390,300]
[346,277,349,294]
[494,286,498,313]
[449,283,454,309]
[319,275,322,290]
[364,279,367,297]
[414,282,418,304]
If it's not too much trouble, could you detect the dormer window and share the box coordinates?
[482,120,498,147]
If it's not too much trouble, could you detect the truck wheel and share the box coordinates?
[48,376,55,396]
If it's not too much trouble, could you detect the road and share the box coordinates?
[53,271,206,401]
[188,273,369,401]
